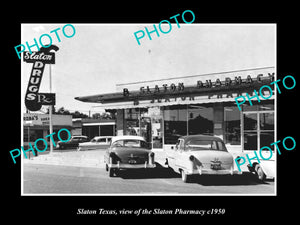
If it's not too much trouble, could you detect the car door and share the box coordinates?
[78,137,86,144]
[167,139,179,169]
[104,143,111,164]
[96,138,109,149]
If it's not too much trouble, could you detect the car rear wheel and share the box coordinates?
[181,170,190,183]
[108,167,116,177]
[255,164,266,182]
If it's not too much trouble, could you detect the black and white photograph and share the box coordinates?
[21,23,277,195]
[5,4,299,221]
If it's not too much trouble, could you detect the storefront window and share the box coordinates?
[243,113,258,150]
[163,104,214,145]
[124,108,152,143]
[260,112,274,130]
[244,113,258,130]
[224,106,241,145]
[124,108,140,136]
[163,105,187,144]
[242,101,275,151]
[188,104,213,136]
[260,112,274,150]
[100,125,115,136]
[152,117,163,149]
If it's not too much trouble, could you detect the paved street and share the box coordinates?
[23,151,275,194]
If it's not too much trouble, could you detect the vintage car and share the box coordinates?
[77,136,112,151]
[104,136,156,177]
[56,135,89,149]
[245,150,276,181]
[166,135,241,183]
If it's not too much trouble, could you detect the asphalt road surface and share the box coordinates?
[23,163,275,195]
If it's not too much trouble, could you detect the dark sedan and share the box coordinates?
[104,135,156,177]
[57,135,89,149]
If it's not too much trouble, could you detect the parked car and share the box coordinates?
[77,136,112,151]
[166,135,241,183]
[245,150,275,181]
[104,135,155,177]
[56,135,89,149]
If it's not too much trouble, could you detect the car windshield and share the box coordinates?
[111,140,148,149]
[72,137,81,140]
[186,139,227,151]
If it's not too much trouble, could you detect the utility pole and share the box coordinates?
[49,64,53,153]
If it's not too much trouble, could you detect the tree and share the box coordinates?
[72,111,88,118]
[92,113,101,119]
[56,107,70,115]
[91,112,114,120]
[51,106,89,118]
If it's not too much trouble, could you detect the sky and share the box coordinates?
[21,23,276,115]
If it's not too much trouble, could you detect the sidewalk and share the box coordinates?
[23,149,168,168]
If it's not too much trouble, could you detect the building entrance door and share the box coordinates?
[151,117,163,149]
[140,117,152,145]
[242,111,275,151]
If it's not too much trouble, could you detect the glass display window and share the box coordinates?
[188,104,213,136]
[163,105,188,144]
[241,100,275,151]
[224,106,241,145]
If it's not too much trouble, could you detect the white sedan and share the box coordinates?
[166,135,242,183]
[77,136,112,151]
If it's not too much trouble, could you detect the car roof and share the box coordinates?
[179,135,223,142]
[111,135,145,143]
[92,136,113,139]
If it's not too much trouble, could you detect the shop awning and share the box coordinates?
[89,91,275,110]
[82,122,116,126]
[75,75,275,110]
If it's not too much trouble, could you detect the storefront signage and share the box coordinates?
[37,93,56,105]
[235,74,296,111]
[24,113,50,125]
[23,45,59,111]
[122,73,274,106]
[23,113,72,126]
[15,24,76,59]
[124,73,274,96]
[23,51,55,64]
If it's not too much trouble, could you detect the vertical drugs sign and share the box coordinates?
[23,45,59,111]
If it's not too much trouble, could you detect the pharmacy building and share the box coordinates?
[75,67,275,154]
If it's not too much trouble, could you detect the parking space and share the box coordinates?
[23,148,275,195]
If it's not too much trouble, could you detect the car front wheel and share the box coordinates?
[255,164,266,182]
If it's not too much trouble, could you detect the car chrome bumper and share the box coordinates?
[108,162,156,169]
[188,168,242,175]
